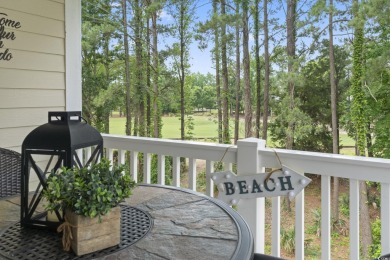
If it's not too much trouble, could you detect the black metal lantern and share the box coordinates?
[21,111,103,228]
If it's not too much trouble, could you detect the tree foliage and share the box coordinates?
[80,0,389,161]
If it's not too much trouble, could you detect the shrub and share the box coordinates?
[339,194,350,216]
[281,228,295,254]
[307,209,321,236]
[369,218,381,258]
[43,158,136,219]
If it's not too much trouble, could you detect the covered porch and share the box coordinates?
[1,0,390,259]
[100,134,390,259]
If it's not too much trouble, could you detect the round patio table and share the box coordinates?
[0,184,253,260]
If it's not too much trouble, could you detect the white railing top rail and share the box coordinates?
[257,148,390,183]
[102,134,237,163]
[103,133,390,183]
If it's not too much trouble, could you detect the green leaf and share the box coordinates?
[41,158,136,219]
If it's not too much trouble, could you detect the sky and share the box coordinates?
[109,1,215,75]
[155,0,349,76]
[159,1,215,75]
[158,0,278,75]
[190,45,214,75]
[188,2,215,75]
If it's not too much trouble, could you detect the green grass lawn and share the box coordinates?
[162,115,219,139]
[339,133,356,155]
[339,133,355,147]
[110,115,223,139]
[110,115,355,153]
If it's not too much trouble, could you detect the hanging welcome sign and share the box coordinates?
[0,12,22,61]
[208,165,311,206]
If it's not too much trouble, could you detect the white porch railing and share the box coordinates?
[102,134,390,260]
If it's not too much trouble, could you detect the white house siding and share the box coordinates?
[0,0,66,152]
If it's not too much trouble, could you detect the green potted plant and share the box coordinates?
[42,158,136,256]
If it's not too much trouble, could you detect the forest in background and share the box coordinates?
[81,0,389,258]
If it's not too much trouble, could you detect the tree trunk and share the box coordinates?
[213,0,222,143]
[254,0,261,139]
[359,180,372,258]
[146,17,151,137]
[152,4,161,138]
[122,0,132,136]
[352,0,372,257]
[285,0,296,150]
[133,106,139,136]
[234,0,240,145]
[242,0,252,138]
[221,0,230,144]
[286,0,296,150]
[285,0,297,211]
[367,123,373,157]
[179,1,186,141]
[134,0,145,137]
[329,0,340,222]
[103,32,110,134]
[262,0,270,141]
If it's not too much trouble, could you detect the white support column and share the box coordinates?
[65,0,82,111]
[382,183,390,255]
[206,160,215,197]
[237,138,266,253]
[350,179,360,260]
[172,156,180,187]
[158,154,165,185]
[321,175,331,260]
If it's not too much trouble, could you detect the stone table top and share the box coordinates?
[0,184,253,260]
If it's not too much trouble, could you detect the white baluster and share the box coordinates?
[189,158,196,191]
[158,154,165,185]
[350,179,360,260]
[206,160,214,197]
[130,151,138,183]
[321,175,331,260]
[172,157,180,187]
[144,153,151,184]
[271,197,280,257]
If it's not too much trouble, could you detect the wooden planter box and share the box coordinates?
[65,206,121,256]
